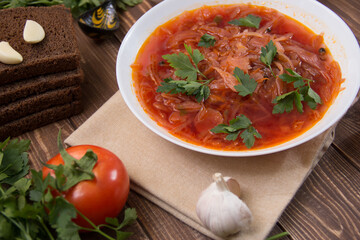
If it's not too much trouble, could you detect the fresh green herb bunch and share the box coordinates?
[0,0,62,9]
[0,0,143,18]
[0,136,137,240]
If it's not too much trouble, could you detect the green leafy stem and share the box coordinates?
[211,115,262,149]
[272,69,322,114]
[157,44,211,102]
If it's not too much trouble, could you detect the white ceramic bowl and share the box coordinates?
[116,0,360,157]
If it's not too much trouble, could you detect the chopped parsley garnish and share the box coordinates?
[211,115,262,148]
[162,44,205,81]
[233,67,258,96]
[260,40,277,76]
[228,14,262,29]
[157,78,211,102]
[158,44,211,102]
[198,33,216,48]
[272,69,322,114]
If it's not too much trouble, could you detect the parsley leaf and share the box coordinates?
[162,44,205,81]
[211,115,262,148]
[120,0,143,9]
[272,91,301,114]
[240,126,262,149]
[233,67,258,96]
[0,138,30,185]
[157,78,211,102]
[228,14,262,29]
[48,197,80,240]
[162,52,198,81]
[0,176,50,240]
[307,86,322,104]
[198,34,216,48]
[105,208,138,239]
[273,69,322,114]
[260,40,277,76]
[279,68,305,88]
[184,44,204,66]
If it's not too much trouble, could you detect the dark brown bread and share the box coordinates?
[0,85,82,125]
[0,68,83,105]
[0,5,80,84]
[0,101,82,140]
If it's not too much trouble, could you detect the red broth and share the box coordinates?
[131,4,342,151]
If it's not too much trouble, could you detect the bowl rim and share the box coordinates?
[116,0,360,157]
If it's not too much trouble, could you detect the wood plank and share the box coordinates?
[333,101,360,169]
[114,0,152,42]
[83,204,150,240]
[127,191,210,240]
[278,146,360,239]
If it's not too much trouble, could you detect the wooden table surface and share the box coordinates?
[18,0,359,239]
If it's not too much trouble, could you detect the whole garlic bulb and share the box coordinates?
[196,173,252,237]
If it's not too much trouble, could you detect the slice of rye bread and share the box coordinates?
[0,85,82,125]
[0,5,80,84]
[0,68,83,105]
[0,100,82,140]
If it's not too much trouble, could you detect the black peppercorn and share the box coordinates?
[319,47,326,55]
[265,27,272,33]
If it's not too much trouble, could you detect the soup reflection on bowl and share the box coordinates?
[116,0,360,157]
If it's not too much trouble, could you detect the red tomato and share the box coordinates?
[42,145,130,228]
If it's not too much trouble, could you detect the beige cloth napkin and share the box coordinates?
[65,91,334,240]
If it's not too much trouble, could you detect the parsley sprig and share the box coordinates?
[229,14,262,29]
[198,34,216,48]
[211,115,262,148]
[157,44,211,102]
[162,44,206,81]
[260,40,278,77]
[157,78,211,103]
[272,69,322,114]
[233,67,258,96]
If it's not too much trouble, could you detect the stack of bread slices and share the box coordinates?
[0,5,83,140]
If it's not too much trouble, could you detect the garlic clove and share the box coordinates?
[0,41,23,64]
[225,177,241,198]
[23,20,45,44]
[196,173,252,237]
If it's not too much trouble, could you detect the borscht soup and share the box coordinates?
[131,4,342,151]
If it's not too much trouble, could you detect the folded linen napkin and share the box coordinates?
[65,91,334,240]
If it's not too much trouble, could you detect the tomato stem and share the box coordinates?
[72,163,95,178]
[76,209,116,240]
